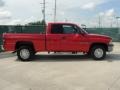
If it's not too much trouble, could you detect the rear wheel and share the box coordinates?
[17,46,34,61]
[91,45,106,60]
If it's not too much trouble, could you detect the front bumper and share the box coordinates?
[108,44,114,52]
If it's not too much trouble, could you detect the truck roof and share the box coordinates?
[48,22,77,25]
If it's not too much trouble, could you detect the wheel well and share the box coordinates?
[15,41,35,51]
[89,43,108,52]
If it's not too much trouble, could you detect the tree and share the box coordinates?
[24,20,46,33]
[26,20,46,26]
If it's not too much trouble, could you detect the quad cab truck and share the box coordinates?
[3,22,114,61]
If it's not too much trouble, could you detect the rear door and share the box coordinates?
[46,24,63,51]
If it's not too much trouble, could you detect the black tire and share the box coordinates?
[33,51,36,55]
[90,45,106,60]
[17,46,34,61]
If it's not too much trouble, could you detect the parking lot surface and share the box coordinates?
[0,43,120,90]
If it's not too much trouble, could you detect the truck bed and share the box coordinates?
[3,33,46,51]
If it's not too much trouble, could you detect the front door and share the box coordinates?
[60,24,88,51]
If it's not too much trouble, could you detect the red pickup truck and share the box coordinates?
[3,22,113,61]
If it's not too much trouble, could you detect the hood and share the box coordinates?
[86,34,111,39]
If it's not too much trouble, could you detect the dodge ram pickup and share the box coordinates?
[3,22,114,61]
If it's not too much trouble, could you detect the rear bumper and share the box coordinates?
[108,44,114,52]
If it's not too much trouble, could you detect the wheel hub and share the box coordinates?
[20,49,30,59]
[94,48,104,58]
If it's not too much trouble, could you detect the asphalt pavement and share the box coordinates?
[0,43,120,90]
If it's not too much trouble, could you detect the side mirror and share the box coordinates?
[82,27,86,30]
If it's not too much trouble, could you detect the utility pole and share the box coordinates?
[109,19,114,28]
[43,0,46,22]
[54,0,57,22]
[115,16,120,35]
[110,18,113,28]
[41,0,46,22]
[40,0,46,34]
[41,0,47,49]
[116,17,120,28]
[98,16,101,28]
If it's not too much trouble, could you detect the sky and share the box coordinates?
[0,0,120,27]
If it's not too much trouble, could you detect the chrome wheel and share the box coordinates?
[17,46,34,61]
[90,45,106,60]
[94,48,104,58]
[20,49,30,60]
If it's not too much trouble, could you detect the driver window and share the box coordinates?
[62,25,77,34]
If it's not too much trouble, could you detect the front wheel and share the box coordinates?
[91,45,106,60]
[17,46,34,61]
